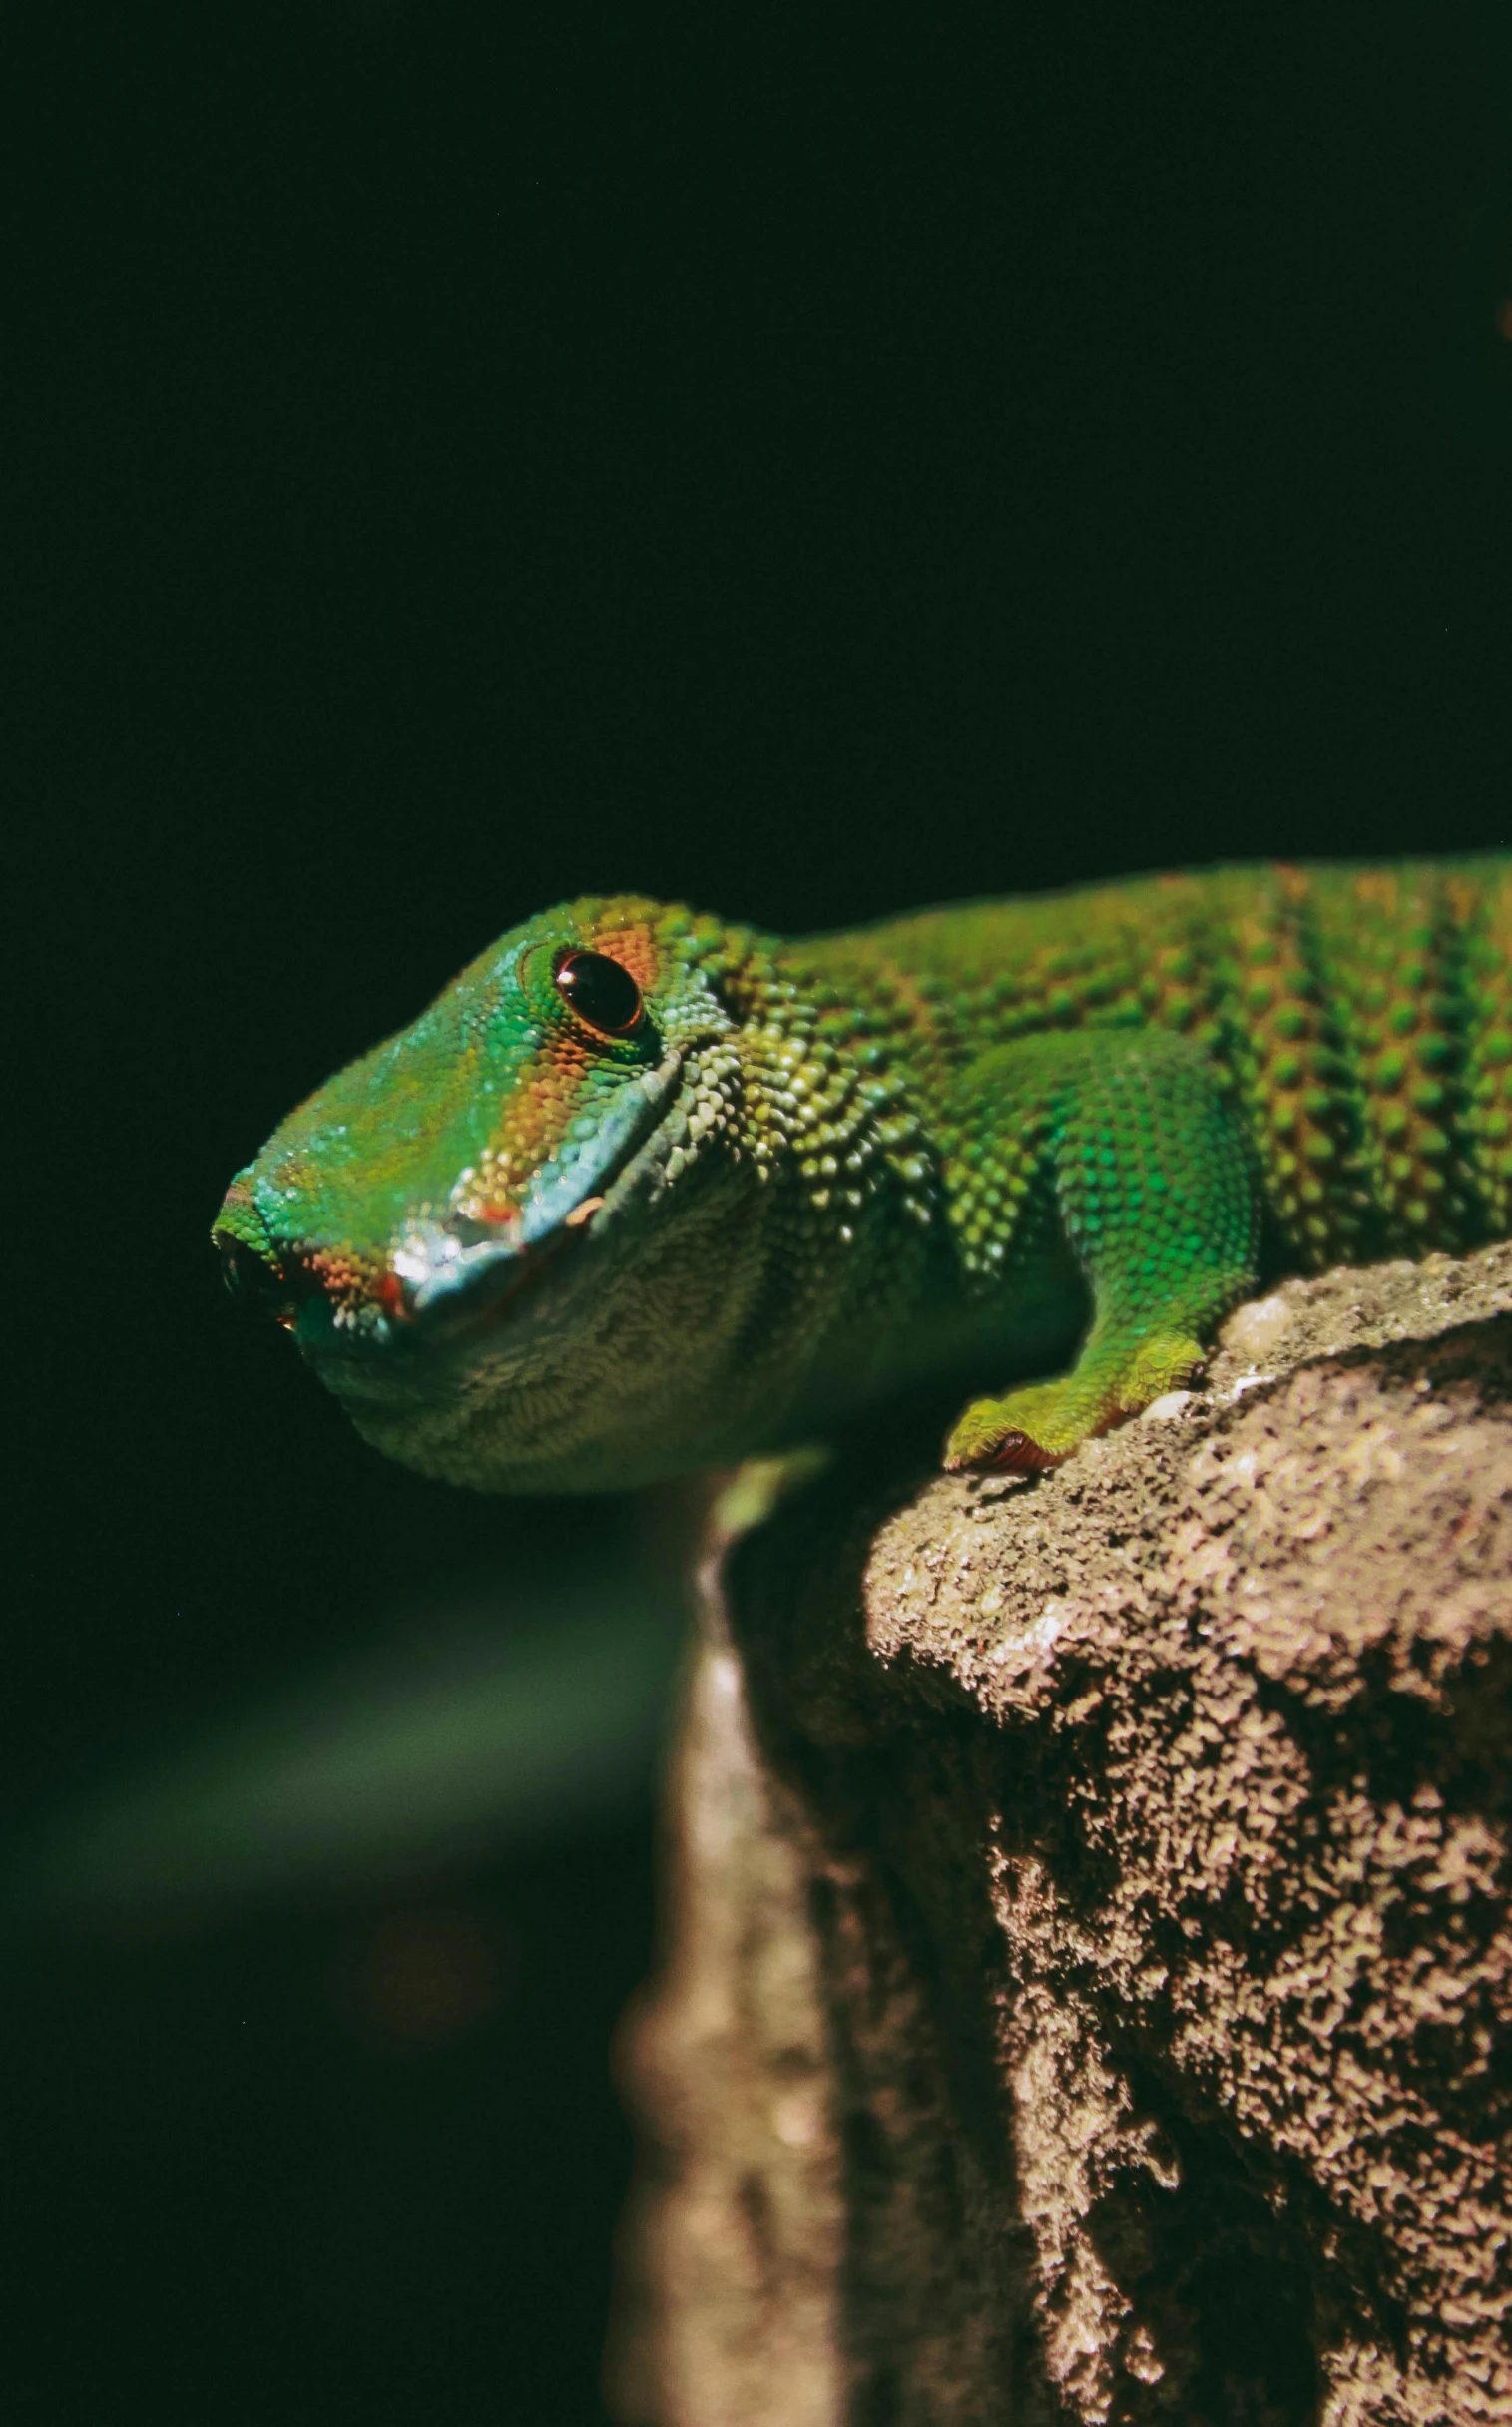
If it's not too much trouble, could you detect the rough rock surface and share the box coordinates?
[608,1246,1512,2426]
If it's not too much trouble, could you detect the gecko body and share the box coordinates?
[214,861,1512,1491]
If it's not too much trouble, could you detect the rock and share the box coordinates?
[608,1243,1512,2426]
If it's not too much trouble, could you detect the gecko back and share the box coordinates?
[825,857,1512,1272]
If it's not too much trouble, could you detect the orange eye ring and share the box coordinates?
[553,948,645,1036]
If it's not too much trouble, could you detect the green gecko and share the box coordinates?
[214,860,1512,1494]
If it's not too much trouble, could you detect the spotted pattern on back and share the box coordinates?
[1456,865,1512,1238]
[837,859,1509,1275]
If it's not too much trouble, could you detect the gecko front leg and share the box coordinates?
[939,1028,1260,1473]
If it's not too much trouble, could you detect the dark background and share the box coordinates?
[5,4,1510,2420]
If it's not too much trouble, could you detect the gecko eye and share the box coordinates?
[216,1232,296,1322]
[553,949,644,1036]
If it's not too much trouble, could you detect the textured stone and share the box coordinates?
[610,1243,1512,2425]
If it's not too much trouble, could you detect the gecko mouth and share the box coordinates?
[297,1045,690,1374]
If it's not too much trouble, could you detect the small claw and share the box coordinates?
[943,1428,1061,1476]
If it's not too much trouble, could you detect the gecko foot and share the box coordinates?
[942,1334,1208,1475]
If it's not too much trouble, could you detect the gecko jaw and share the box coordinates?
[296,1046,694,1372]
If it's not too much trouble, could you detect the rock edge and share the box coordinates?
[610,1244,1512,2426]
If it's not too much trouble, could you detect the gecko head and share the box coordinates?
[212,894,768,1490]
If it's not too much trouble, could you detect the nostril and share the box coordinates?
[216,1231,298,1323]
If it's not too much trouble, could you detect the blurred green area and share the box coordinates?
[1,1562,686,2427]
[10,1565,687,1927]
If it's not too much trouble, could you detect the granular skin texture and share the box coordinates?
[612,1243,1512,2425]
[218,858,1512,1487]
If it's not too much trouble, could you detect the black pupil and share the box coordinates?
[554,949,643,1034]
